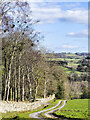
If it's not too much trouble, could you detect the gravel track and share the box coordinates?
[29,100,61,119]
[44,100,66,119]
[29,100,66,119]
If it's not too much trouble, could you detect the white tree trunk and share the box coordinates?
[14,65,17,101]
[6,52,14,101]
[3,74,8,100]
[18,53,22,101]
[44,79,47,98]
[28,67,32,102]
[22,69,24,101]
[29,83,32,102]
[7,63,12,101]
[18,65,21,101]
[35,85,38,101]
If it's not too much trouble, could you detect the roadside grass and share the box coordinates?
[1,99,59,120]
[1,109,41,119]
[54,99,88,120]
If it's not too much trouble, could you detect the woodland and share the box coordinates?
[0,1,89,102]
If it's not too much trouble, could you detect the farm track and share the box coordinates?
[29,100,66,120]
[44,100,66,119]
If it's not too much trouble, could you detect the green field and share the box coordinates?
[54,99,88,120]
[47,58,81,62]
[61,66,72,73]
[46,53,84,75]
[61,66,81,74]
[68,63,79,68]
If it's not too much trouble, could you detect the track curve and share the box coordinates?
[44,100,66,119]
[29,100,61,119]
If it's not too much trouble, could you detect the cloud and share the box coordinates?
[5,1,87,24]
[61,45,78,49]
[67,30,88,38]
[30,3,88,24]
[30,3,62,24]
[61,3,81,9]
[60,8,88,24]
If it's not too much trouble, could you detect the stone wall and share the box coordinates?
[0,94,55,113]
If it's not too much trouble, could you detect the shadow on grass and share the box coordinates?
[52,113,88,120]
[2,118,63,120]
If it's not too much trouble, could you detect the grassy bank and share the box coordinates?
[54,99,88,120]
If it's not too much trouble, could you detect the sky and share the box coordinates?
[29,1,88,53]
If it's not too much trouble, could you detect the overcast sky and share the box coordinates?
[30,2,88,53]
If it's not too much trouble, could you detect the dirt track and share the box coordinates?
[44,100,66,119]
[29,100,66,119]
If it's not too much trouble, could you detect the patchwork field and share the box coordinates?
[46,53,88,76]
